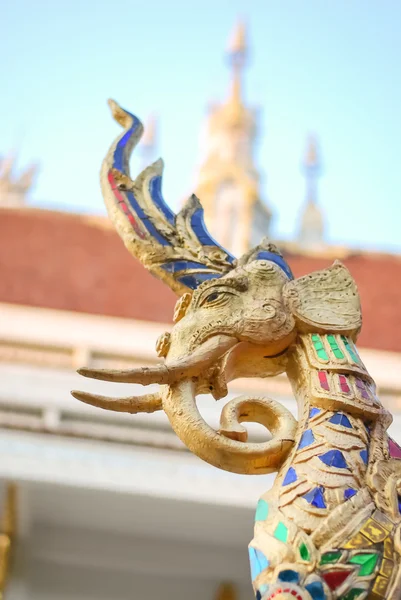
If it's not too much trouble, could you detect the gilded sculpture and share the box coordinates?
[72,101,401,600]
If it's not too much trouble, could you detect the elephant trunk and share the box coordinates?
[163,380,297,475]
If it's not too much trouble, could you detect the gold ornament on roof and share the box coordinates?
[72,101,401,600]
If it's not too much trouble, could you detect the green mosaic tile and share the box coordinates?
[349,552,379,576]
[255,499,269,522]
[299,542,310,561]
[274,521,288,543]
[327,334,345,359]
[311,334,329,361]
[341,335,360,364]
[320,551,342,565]
[342,590,364,600]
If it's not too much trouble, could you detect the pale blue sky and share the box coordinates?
[2,1,400,250]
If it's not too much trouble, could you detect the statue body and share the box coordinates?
[72,102,401,600]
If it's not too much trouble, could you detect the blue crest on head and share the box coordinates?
[255,251,294,280]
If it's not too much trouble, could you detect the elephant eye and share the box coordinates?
[198,288,236,308]
[200,291,228,307]
[205,292,220,303]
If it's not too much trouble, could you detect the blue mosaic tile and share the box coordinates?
[249,547,269,581]
[309,407,321,418]
[148,175,175,225]
[282,467,297,486]
[360,449,369,465]
[177,272,220,289]
[319,449,348,469]
[190,209,234,262]
[305,581,326,600]
[278,570,300,583]
[162,260,212,273]
[298,429,315,449]
[303,486,326,509]
[344,488,357,500]
[329,413,352,428]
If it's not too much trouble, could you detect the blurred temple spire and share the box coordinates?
[298,134,325,248]
[195,20,272,257]
[227,19,248,108]
[0,150,38,208]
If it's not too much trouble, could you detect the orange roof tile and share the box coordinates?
[0,208,400,352]
[0,208,176,323]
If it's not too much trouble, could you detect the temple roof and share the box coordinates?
[0,207,400,353]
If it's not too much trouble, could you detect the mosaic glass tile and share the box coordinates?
[282,467,297,486]
[349,553,379,576]
[344,488,357,500]
[318,371,330,391]
[327,334,345,359]
[341,336,360,363]
[389,438,401,459]
[255,499,269,522]
[338,374,351,394]
[305,581,326,600]
[341,590,364,600]
[278,570,300,583]
[329,413,352,428]
[312,334,329,361]
[303,487,326,509]
[319,449,348,469]
[322,570,352,591]
[274,522,288,543]
[298,429,315,449]
[248,547,269,580]
[320,551,342,565]
[355,378,369,400]
[299,542,310,561]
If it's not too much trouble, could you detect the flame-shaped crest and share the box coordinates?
[101,100,236,294]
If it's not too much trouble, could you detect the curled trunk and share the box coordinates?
[163,380,297,475]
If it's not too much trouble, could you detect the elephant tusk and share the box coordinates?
[71,390,162,414]
[77,365,170,385]
[77,335,238,386]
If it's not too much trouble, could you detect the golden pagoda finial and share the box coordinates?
[303,133,321,179]
[302,133,322,205]
[226,20,248,106]
[298,133,324,246]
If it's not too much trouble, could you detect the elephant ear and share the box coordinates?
[283,260,361,338]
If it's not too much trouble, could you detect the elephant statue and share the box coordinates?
[72,101,401,600]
